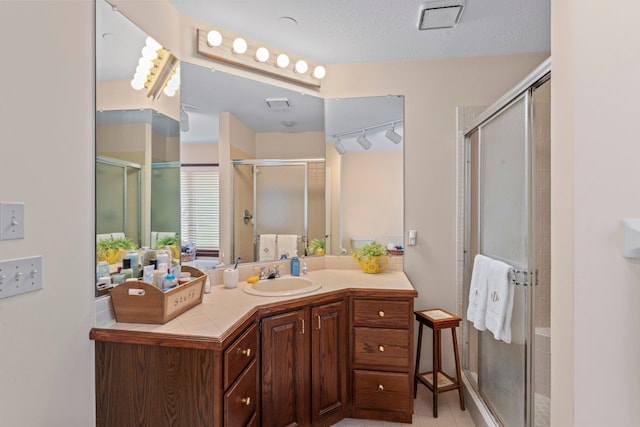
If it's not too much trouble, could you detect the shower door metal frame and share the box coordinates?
[462,58,550,427]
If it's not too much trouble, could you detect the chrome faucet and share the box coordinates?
[270,264,282,278]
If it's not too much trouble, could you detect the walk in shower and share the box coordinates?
[460,59,550,427]
[231,158,325,263]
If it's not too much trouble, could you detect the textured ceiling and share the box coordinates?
[97,0,550,147]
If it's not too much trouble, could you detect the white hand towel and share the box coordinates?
[484,259,515,343]
[466,254,492,331]
[259,234,277,261]
[277,234,298,258]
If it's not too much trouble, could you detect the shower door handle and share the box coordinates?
[243,209,253,224]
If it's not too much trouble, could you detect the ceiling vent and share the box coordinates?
[418,4,465,30]
[265,98,291,110]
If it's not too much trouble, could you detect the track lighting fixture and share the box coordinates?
[180,106,189,132]
[334,139,345,155]
[357,133,372,150]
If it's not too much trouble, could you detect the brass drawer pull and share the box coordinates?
[378,310,385,317]
[378,384,384,392]
[378,345,385,352]
[241,397,251,406]
[241,348,251,357]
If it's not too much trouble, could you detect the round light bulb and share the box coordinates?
[232,38,248,54]
[276,53,290,68]
[207,30,222,47]
[312,65,326,79]
[138,57,153,69]
[145,37,162,51]
[163,86,176,97]
[255,47,270,62]
[141,45,158,60]
[131,78,145,90]
[294,59,308,74]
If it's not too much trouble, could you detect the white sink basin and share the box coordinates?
[243,276,322,297]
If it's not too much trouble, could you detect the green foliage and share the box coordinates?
[352,241,387,262]
[307,238,325,254]
[96,237,136,252]
[156,235,180,248]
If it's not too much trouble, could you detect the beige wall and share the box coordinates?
[255,131,325,158]
[552,1,640,426]
[341,150,403,251]
[181,142,218,164]
[0,1,95,426]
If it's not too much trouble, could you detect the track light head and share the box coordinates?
[334,140,345,155]
[385,127,402,144]
[357,134,372,150]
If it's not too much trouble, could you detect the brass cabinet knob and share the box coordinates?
[241,397,251,406]
[241,348,251,357]
[378,384,384,392]
[378,345,385,352]
[378,310,385,317]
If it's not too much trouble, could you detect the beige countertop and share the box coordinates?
[96,267,416,341]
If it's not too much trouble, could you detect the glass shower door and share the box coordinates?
[476,94,530,427]
[254,164,307,259]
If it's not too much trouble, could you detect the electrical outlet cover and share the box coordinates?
[0,202,25,240]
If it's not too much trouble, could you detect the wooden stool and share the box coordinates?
[414,308,465,418]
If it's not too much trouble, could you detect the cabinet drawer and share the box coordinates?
[225,324,257,389]
[224,359,257,427]
[352,370,411,412]
[353,327,410,370]
[353,299,410,328]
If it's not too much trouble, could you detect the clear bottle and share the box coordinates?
[124,249,139,278]
[302,262,307,275]
[163,269,178,291]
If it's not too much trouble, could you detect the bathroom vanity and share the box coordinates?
[90,269,417,427]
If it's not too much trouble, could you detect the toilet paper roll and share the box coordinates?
[223,268,239,289]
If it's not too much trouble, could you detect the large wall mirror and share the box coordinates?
[95,0,181,297]
[180,62,325,265]
[95,0,404,297]
[325,96,405,256]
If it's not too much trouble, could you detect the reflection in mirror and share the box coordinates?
[96,0,181,296]
[95,109,181,256]
[325,96,404,256]
[179,62,325,265]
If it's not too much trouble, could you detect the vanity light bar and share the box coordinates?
[196,29,325,88]
[130,37,180,99]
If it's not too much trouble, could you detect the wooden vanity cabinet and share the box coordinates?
[91,320,258,427]
[349,297,415,423]
[260,299,348,427]
[223,324,259,427]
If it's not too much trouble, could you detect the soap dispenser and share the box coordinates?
[291,252,300,277]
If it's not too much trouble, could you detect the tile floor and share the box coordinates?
[332,386,476,427]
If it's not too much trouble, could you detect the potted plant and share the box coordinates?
[97,237,136,264]
[307,238,325,255]
[352,241,389,274]
[157,234,181,260]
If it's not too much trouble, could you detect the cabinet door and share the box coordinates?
[261,309,309,427]
[311,301,348,424]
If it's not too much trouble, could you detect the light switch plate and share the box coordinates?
[0,256,42,299]
[0,202,25,240]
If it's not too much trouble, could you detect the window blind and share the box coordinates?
[180,166,219,250]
